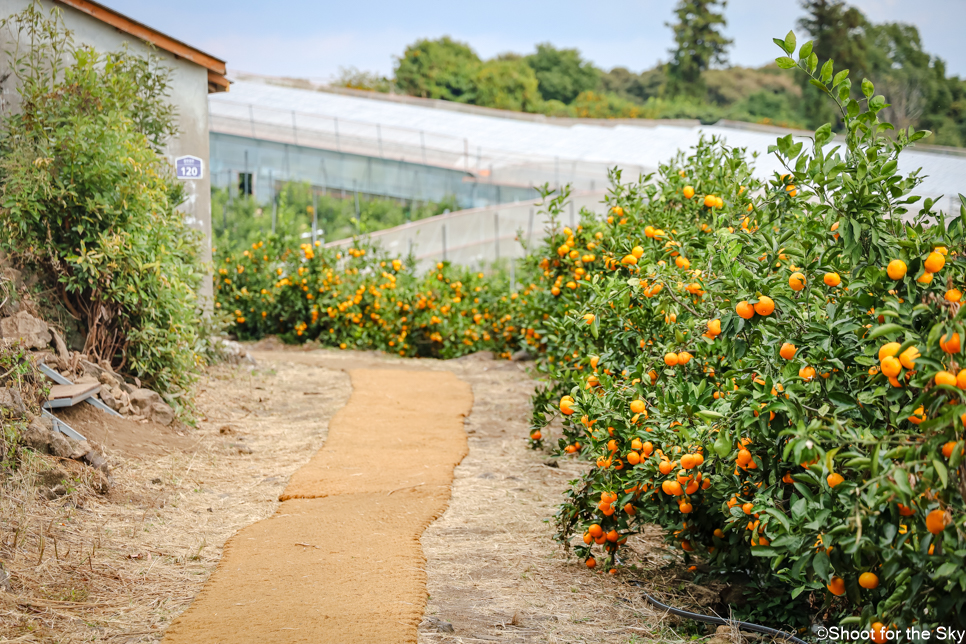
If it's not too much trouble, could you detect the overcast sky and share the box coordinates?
[101,0,966,80]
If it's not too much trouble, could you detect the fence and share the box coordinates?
[208,101,651,194]
[325,190,608,274]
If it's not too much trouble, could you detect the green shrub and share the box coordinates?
[0,5,204,397]
[526,32,966,634]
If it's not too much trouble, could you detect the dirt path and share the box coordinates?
[162,368,473,644]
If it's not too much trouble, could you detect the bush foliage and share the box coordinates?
[0,5,205,397]
[223,31,966,636]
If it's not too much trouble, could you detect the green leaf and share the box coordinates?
[776,57,797,70]
[819,59,833,84]
[861,78,874,98]
[798,41,813,60]
[832,69,849,87]
[783,30,797,55]
[933,458,948,488]
[867,323,905,340]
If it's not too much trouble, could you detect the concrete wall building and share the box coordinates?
[0,0,227,297]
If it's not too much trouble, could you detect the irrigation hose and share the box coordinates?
[628,580,809,644]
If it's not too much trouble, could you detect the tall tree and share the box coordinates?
[665,0,732,97]
[797,0,870,127]
[523,43,600,105]
[393,37,481,102]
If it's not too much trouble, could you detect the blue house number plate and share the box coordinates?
[176,155,204,180]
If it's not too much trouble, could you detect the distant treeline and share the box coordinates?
[335,0,966,147]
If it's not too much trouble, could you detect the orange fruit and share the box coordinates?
[754,296,775,316]
[707,319,721,336]
[827,472,844,487]
[880,356,901,378]
[626,451,641,465]
[658,460,673,475]
[898,503,916,517]
[788,272,806,291]
[935,371,957,387]
[878,342,901,361]
[588,523,603,538]
[741,502,754,515]
[530,430,542,440]
[917,271,933,284]
[683,185,695,199]
[823,272,841,287]
[924,251,945,273]
[958,369,966,389]
[871,623,888,644]
[941,332,961,354]
[942,442,958,459]
[736,449,752,466]
[926,509,947,535]
[736,301,755,319]
[675,256,690,269]
[858,572,879,589]
[798,365,816,381]
[899,346,919,369]
[641,441,654,456]
[703,194,716,207]
[630,399,646,414]
[945,288,962,302]
[779,342,797,360]
[908,405,925,424]
[662,480,684,496]
[827,576,846,596]
[679,502,693,514]
[886,259,907,280]
[605,529,619,542]
[664,352,679,366]
[677,351,692,365]
[586,557,597,569]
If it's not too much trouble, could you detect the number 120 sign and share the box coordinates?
[175,155,204,180]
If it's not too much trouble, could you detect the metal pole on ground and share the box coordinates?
[249,104,256,138]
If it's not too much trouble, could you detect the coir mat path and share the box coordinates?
[163,368,473,644]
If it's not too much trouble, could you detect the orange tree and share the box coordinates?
[524,32,966,634]
[213,237,533,358]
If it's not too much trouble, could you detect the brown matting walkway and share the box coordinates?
[163,368,472,644]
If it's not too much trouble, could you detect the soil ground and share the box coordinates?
[0,348,731,643]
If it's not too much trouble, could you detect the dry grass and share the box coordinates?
[0,360,350,642]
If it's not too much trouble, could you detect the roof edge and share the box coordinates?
[55,0,226,77]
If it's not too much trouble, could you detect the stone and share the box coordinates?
[0,387,26,416]
[147,401,175,426]
[129,388,162,412]
[51,329,70,363]
[45,484,68,499]
[22,420,52,453]
[98,372,119,388]
[48,432,74,458]
[0,311,51,350]
[99,388,118,410]
[228,443,253,454]
[89,470,111,494]
[82,450,109,473]
[0,567,10,592]
[119,382,136,395]
[510,349,533,362]
[68,440,91,460]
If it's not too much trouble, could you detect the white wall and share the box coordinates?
[0,0,213,300]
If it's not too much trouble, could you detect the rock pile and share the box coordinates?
[0,310,177,426]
